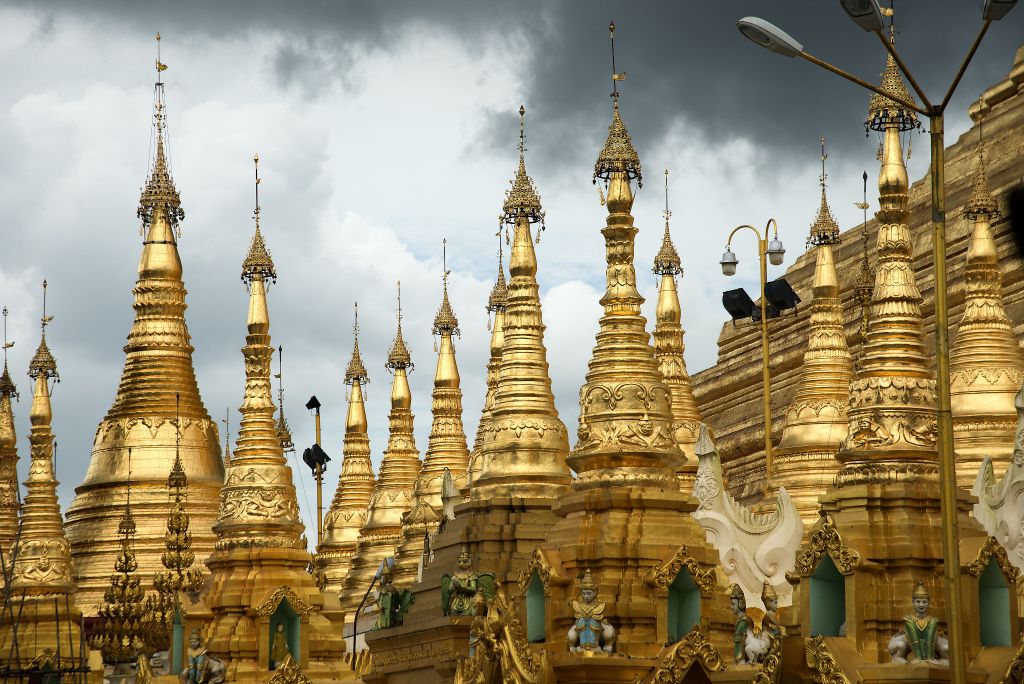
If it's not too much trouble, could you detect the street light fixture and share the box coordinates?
[839,0,885,31]
[736,17,803,57]
[735,5,1017,681]
[720,219,785,493]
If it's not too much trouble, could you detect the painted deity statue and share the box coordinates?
[567,569,615,654]
[179,630,226,684]
[441,547,496,616]
[270,623,290,670]
[729,584,754,664]
[376,563,415,629]
[744,581,784,663]
[888,582,950,664]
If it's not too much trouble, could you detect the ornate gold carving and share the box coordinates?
[646,546,717,597]
[518,547,557,595]
[267,654,311,684]
[965,536,1021,582]
[255,586,314,618]
[454,589,547,684]
[833,462,938,488]
[793,514,859,576]
[1000,639,1024,684]
[646,624,725,683]
[804,636,851,684]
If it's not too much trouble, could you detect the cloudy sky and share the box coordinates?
[1,1,1021,540]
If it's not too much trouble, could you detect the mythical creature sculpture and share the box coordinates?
[690,426,801,606]
[179,630,226,684]
[729,584,755,664]
[442,546,496,616]
[888,582,949,664]
[375,563,415,629]
[567,569,615,654]
[743,582,784,663]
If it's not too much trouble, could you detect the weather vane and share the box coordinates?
[396,280,403,328]
[820,137,829,190]
[663,169,671,224]
[41,280,53,335]
[254,153,261,228]
[518,105,527,156]
[2,306,12,359]
[442,238,451,289]
[155,33,168,81]
[609,21,626,99]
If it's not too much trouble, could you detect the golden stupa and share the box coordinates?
[0,308,20,555]
[63,54,222,614]
[201,159,348,682]
[0,291,85,673]
[317,307,376,599]
[774,140,853,525]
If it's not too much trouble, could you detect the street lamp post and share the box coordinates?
[736,3,1018,680]
[720,220,785,493]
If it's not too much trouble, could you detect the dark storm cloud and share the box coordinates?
[10,1,1021,176]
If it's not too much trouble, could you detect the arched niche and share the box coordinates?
[810,554,845,636]
[667,568,700,643]
[979,557,1012,647]
[526,571,545,643]
[269,599,301,670]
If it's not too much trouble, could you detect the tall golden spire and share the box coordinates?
[651,168,703,489]
[474,106,571,498]
[419,243,470,500]
[393,245,469,583]
[11,282,74,595]
[2,284,84,670]
[853,172,874,345]
[777,140,853,524]
[318,303,376,596]
[341,283,422,615]
[0,306,19,552]
[204,156,345,680]
[65,36,222,613]
[468,236,507,486]
[570,55,679,488]
[840,50,935,469]
[949,129,1024,486]
[535,27,726,657]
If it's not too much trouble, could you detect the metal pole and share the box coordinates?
[930,111,965,684]
[314,407,324,546]
[758,238,772,493]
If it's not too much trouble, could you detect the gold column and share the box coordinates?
[65,63,221,614]
[340,287,422,618]
[474,105,571,499]
[317,307,376,596]
[0,311,19,554]
[651,169,704,492]
[949,144,1024,487]
[203,163,345,682]
[0,308,83,668]
[776,142,852,525]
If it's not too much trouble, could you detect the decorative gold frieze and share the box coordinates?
[965,536,1020,581]
[645,624,725,682]
[255,585,315,617]
[793,514,859,576]
[646,546,717,597]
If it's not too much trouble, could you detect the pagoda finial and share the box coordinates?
[387,282,413,372]
[594,22,641,187]
[222,408,231,469]
[433,240,460,337]
[502,106,545,230]
[487,233,509,313]
[345,303,369,385]
[28,281,58,383]
[139,35,183,237]
[242,154,277,286]
[866,10,919,134]
[169,393,186,490]
[653,169,681,276]
[0,306,16,400]
[808,137,840,246]
[964,123,999,219]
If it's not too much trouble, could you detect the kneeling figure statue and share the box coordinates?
[567,569,615,654]
[888,581,949,664]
